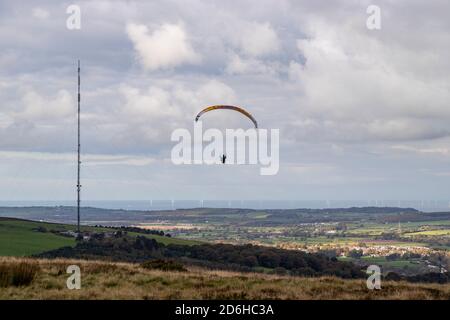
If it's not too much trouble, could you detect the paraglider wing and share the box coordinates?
[195,105,258,128]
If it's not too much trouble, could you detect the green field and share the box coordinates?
[405,230,450,237]
[0,219,75,256]
[126,231,200,245]
[338,256,424,273]
[0,218,199,257]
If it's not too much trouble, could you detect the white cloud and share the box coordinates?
[0,51,18,68]
[126,22,200,71]
[391,145,450,156]
[233,22,280,57]
[15,89,74,122]
[288,61,303,81]
[119,85,175,120]
[0,151,156,166]
[367,119,447,141]
[2,1,450,200]
[79,79,238,150]
[289,18,450,142]
[193,80,236,105]
[225,53,278,75]
[32,8,50,20]
[119,79,235,123]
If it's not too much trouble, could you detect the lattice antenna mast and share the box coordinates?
[77,60,81,234]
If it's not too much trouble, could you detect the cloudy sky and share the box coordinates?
[0,0,449,202]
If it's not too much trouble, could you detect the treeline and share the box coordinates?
[385,271,449,284]
[93,225,171,237]
[37,235,365,279]
[165,243,364,278]
[37,236,449,283]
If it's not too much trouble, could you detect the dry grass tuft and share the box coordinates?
[0,259,40,287]
[141,259,187,272]
[0,257,449,300]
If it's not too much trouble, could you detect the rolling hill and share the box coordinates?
[0,217,197,257]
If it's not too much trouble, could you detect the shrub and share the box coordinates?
[384,272,403,281]
[141,259,187,272]
[348,249,363,259]
[32,226,47,233]
[272,267,288,275]
[0,261,40,287]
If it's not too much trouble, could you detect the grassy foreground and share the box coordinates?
[1,257,449,300]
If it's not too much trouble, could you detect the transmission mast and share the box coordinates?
[77,60,81,234]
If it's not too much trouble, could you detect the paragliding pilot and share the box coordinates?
[194,105,257,167]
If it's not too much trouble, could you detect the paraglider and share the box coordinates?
[171,104,279,175]
[195,105,258,164]
[195,105,258,129]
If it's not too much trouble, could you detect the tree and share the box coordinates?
[348,249,363,259]
[386,253,401,261]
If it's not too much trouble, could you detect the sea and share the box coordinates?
[0,200,448,212]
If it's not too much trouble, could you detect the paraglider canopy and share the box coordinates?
[195,105,258,128]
